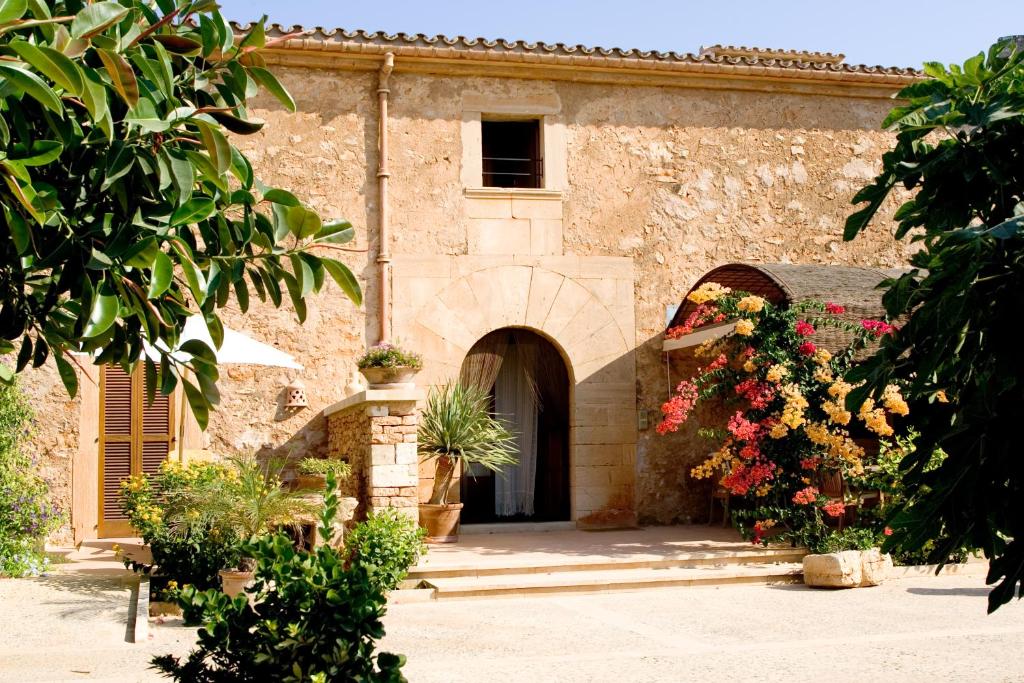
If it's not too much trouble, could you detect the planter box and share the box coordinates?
[803,548,893,588]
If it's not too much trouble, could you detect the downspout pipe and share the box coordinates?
[376,52,395,343]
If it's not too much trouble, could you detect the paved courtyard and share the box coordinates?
[381,574,1024,683]
[2,567,1022,682]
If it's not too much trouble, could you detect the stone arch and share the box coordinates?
[408,264,631,387]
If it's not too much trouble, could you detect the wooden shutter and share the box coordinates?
[98,365,174,537]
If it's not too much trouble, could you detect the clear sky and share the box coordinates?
[215,0,1024,69]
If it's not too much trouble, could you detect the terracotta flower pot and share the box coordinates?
[419,503,464,544]
[219,569,255,599]
[293,473,327,491]
[359,365,419,389]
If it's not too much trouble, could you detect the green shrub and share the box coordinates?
[153,473,407,682]
[346,509,426,592]
[298,457,352,479]
[120,460,240,591]
[0,382,61,577]
[811,528,881,554]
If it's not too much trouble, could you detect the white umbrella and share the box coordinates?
[166,315,304,459]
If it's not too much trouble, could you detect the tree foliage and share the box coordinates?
[844,40,1024,611]
[0,1,361,426]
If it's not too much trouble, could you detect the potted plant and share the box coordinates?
[173,454,318,598]
[294,457,351,492]
[417,382,517,543]
[356,342,423,388]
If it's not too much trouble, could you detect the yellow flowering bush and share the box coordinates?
[686,282,732,305]
[120,460,241,592]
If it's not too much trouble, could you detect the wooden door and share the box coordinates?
[98,365,174,537]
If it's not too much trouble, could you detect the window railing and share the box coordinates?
[482,156,544,189]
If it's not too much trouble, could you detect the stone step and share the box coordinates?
[409,546,807,579]
[420,562,804,599]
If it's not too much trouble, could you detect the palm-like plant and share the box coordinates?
[419,382,518,505]
[167,454,317,570]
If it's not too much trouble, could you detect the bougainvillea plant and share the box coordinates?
[658,282,909,549]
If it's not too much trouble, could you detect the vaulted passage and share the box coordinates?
[459,328,570,523]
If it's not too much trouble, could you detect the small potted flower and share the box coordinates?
[294,457,351,492]
[356,342,423,388]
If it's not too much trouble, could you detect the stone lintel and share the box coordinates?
[323,387,425,416]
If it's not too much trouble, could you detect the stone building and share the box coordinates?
[18,27,920,544]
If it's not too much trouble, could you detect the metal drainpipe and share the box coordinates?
[376,53,395,343]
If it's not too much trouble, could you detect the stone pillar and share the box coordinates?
[324,387,423,524]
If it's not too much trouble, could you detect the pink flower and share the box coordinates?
[727,412,761,441]
[792,486,819,505]
[795,320,816,337]
[798,341,817,356]
[825,302,846,314]
[883,527,893,537]
[861,319,897,338]
[656,381,699,434]
[822,501,846,518]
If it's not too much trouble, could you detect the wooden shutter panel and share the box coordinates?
[98,365,174,536]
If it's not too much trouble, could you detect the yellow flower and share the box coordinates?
[935,390,949,403]
[167,580,178,590]
[813,367,834,384]
[882,384,910,417]
[766,364,790,383]
[813,348,832,366]
[769,422,789,439]
[742,359,757,373]
[780,383,808,429]
[857,397,893,437]
[735,319,755,337]
[737,296,765,313]
[828,380,853,401]
[687,282,732,305]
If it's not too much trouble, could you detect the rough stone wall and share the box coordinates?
[17,363,79,544]
[18,62,919,539]
[326,398,419,522]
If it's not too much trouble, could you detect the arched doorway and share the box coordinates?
[459,328,570,523]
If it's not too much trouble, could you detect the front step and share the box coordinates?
[419,562,803,599]
[409,546,807,580]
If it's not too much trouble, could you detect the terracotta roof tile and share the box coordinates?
[235,22,921,83]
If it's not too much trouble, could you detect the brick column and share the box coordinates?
[324,387,423,524]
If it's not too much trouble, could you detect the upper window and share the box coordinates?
[481,119,543,189]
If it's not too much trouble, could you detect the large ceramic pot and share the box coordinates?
[419,503,464,544]
[292,473,327,492]
[359,365,419,389]
[219,569,255,599]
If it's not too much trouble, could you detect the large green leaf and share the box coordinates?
[170,197,216,226]
[148,251,173,298]
[97,48,139,107]
[0,63,63,113]
[322,258,362,306]
[248,66,296,112]
[70,1,130,39]
[9,41,84,94]
[286,205,321,238]
[0,0,27,24]
[82,292,118,338]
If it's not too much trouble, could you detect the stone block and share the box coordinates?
[376,416,402,426]
[367,405,389,418]
[530,219,563,256]
[395,443,418,465]
[468,218,531,254]
[370,445,395,465]
[512,197,562,220]
[371,464,417,489]
[466,196,513,219]
[803,549,892,588]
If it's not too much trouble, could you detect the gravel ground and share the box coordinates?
[3,570,1022,682]
[381,574,1024,683]
[0,571,193,683]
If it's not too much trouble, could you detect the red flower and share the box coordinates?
[822,501,846,518]
[798,341,817,356]
[795,320,816,336]
[825,302,846,314]
[727,411,761,441]
[799,457,822,470]
[883,527,893,536]
[705,353,729,372]
[860,319,897,338]
[656,381,699,434]
[792,486,819,505]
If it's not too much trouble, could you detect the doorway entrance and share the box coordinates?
[98,365,174,537]
[459,328,570,523]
